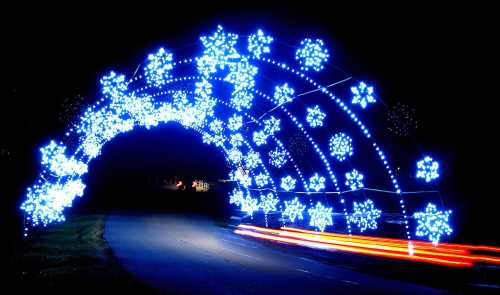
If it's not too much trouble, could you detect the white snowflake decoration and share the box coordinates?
[144,47,173,87]
[416,156,440,183]
[269,147,288,168]
[329,132,353,162]
[253,130,268,146]
[248,29,273,58]
[309,173,326,192]
[229,189,244,206]
[227,114,243,131]
[254,173,270,187]
[345,169,364,190]
[259,192,279,214]
[413,203,453,245]
[280,175,297,191]
[349,199,382,232]
[245,151,261,169]
[263,116,280,135]
[240,195,259,217]
[308,202,333,232]
[283,197,306,222]
[229,133,244,147]
[306,105,326,128]
[295,38,329,72]
[227,148,243,164]
[40,141,88,177]
[274,83,295,105]
[351,81,376,109]
[100,71,127,99]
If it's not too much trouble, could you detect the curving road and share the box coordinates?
[104,214,452,295]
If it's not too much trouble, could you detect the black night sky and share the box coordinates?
[1,2,498,252]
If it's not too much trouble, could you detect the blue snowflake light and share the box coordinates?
[254,173,270,187]
[280,175,297,191]
[309,173,326,192]
[269,147,288,168]
[227,148,243,164]
[283,197,306,222]
[306,105,326,128]
[144,47,173,87]
[259,192,279,214]
[345,169,364,190]
[227,114,243,131]
[349,199,382,232]
[100,71,127,99]
[229,133,244,147]
[245,151,262,169]
[416,156,440,183]
[229,189,244,206]
[308,202,333,232]
[248,29,273,58]
[263,116,280,135]
[253,130,268,146]
[413,203,453,245]
[351,81,376,109]
[40,141,87,177]
[295,38,329,72]
[240,195,259,217]
[329,132,353,162]
[274,83,295,105]
[197,25,240,76]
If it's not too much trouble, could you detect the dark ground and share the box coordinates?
[11,212,499,294]
[12,214,153,294]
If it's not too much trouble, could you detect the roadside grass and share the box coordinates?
[17,214,152,293]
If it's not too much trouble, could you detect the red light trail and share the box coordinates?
[235,225,500,268]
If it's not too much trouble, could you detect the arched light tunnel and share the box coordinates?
[19,26,500,268]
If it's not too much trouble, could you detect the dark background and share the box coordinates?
[1,1,498,265]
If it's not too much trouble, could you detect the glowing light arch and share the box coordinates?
[20,25,453,247]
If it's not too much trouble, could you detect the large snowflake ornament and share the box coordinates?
[227,114,243,131]
[345,169,364,190]
[274,83,295,105]
[349,199,382,232]
[229,189,244,206]
[269,147,288,168]
[283,197,306,222]
[416,156,439,183]
[308,202,333,232]
[309,173,326,192]
[254,173,270,187]
[329,132,353,162]
[351,81,376,109]
[295,38,329,72]
[280,175,297,191]
[413,203,453,245]
[100,71,127,99]
[248,29,273,58]
[259,192,279,214]
[306,105,326,128]
[144,47,173,87]
[240,195,259,217]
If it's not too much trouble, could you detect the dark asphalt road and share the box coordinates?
[104,214,453,295]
